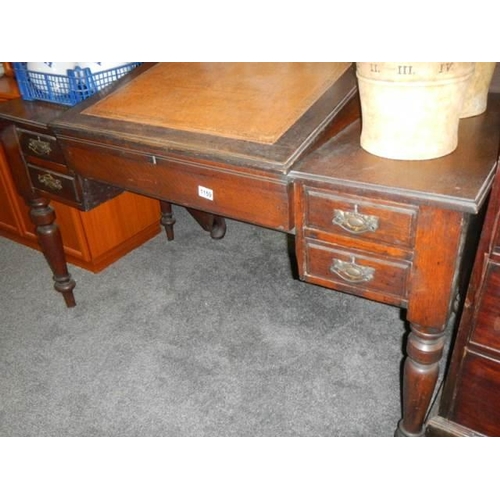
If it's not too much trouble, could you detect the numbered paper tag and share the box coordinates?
[198,185,214,201]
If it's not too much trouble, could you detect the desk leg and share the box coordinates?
[160,200,176,241]
[186,207,227,239]
[29,197,76,308]
[396,324,446,437]
[395,206,464,436]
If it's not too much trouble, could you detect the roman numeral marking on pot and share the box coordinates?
[439,63,454,73]
[398,65,413,75]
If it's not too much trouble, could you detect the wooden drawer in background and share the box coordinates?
[27,163,80,203]
[18,129,67,165]
[16,129,124,211]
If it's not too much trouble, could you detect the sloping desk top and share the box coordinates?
[52,62,357,172]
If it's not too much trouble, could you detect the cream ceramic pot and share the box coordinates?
[460,62,497,118]
[356,62,475,160]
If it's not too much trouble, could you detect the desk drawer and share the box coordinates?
[59,139,293,231]
[18,130,67,165]
[303,239,411,305]
[27,164,79,202]
[450,352,500,436]
[303,186,417,248]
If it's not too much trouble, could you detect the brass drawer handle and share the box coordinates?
[330,256,375,283]
[332,205,379,234]
[28,137,52,156]
[38,173,63,191]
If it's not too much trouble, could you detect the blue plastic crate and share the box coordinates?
[13,62,142,106]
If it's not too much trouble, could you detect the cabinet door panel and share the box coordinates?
[0,149,23,234]
[79,191,160,260]
[50,200,90,261]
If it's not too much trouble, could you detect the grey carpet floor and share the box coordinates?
[0,206,413,436]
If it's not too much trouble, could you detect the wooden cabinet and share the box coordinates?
[0,143,26,235]
[426,136,500,437]
[0,74,33,241]
[0,75,161,272]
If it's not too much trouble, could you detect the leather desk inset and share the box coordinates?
[83,62,351,144]
[0,63,498,437]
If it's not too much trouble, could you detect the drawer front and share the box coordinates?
[451,351,500,436]
[470,261,500,353]
[303,239,410,303]
[60,139,293,231]
[304,187,417,248]
[18,130,67,165]
[27,164,79,202]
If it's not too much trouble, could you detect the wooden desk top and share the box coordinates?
[52,63,357,172]
[0,97,66,130]
[291,93,500,213]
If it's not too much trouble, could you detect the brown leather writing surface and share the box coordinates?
[83,63,351,144]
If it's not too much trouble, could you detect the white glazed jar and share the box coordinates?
[27,62,76,95]
[76,62,129,73]
[75,62,131,90]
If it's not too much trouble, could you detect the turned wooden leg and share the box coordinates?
[209,215,227,240]
[160,200,175,241]
[29,197,76,307]
[186,207,227,239]
[396,324,446,437]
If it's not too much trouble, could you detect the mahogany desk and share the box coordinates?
[0,63,498,437]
